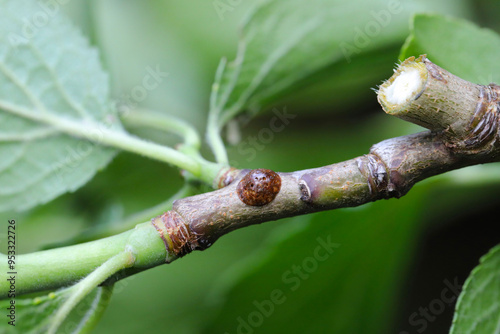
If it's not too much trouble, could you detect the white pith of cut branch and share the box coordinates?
[382,68,424,105]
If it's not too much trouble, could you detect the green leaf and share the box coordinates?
[201,191,425,334]
[208,0,469,130]
[0,0,120,212]
[400,13,500,84]
[0,285,113,334]
[450,244,500,334]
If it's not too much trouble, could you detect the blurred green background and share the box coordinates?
[7,1,500,333]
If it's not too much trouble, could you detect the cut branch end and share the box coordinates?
[377,55,500,157]
[378,55,427,112]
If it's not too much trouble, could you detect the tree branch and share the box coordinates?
[3,55,499,297]
[152,55,500,260]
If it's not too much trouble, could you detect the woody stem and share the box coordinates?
[2,56,499,297]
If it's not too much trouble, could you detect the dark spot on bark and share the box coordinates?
[237,169,281,206]
[299,179,312,202]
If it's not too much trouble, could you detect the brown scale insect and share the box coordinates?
[237,169,281,206]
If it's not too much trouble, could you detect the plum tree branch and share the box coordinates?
[2,55,499,297]
[152,55,500,259]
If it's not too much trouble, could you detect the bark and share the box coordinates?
[5,56,500,298]
[152,55,500,262]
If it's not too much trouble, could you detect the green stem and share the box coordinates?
[121,108,201,151]
[5,56,497,301]
[0,101,223,184]
[206,122,228,165]
[207,58,230,165]
[0,222,166,298]
[2,232,128,297]
[48,251,134,334]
